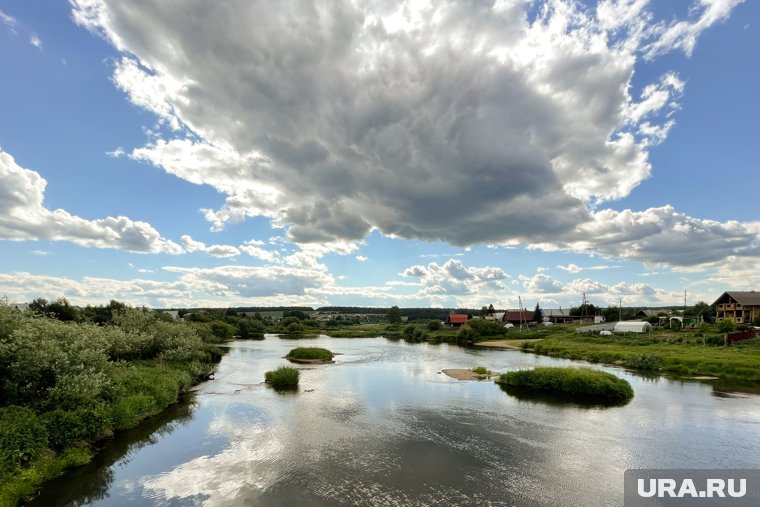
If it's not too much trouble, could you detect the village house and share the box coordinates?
[446,314,469,328]
[712,291,760,324]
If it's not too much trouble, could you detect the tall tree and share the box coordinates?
[387,305,402,324]
[533,302,543,323]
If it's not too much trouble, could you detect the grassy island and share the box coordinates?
[285,347,334,363]
[264,366,300,388]
[496,367,634,403]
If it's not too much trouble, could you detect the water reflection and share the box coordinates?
[30,396,197,507]
[498,384,632,408]
[34,337,760,506]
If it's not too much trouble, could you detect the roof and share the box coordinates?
[636,309,665,318]
[712,291,760,307]
[505,310,532,321]
[543,309,569,317]
[614,321,652,332]
[448,314,468,323]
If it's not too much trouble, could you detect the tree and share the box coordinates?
[47,298,81,322]
[718,319,736,333]
[28,298,49,314]
[533,303,543,324]
[387,306,402,324]
[692,301,715,323]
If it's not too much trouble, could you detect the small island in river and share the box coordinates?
[285,347,335,364]
[442,366,498,380]
[495,366,634,404]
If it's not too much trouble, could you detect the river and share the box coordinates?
[32,335,760,506]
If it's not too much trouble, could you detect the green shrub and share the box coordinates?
[705,335,726,346]
[465,318,507,337]
[718,319,736,333]
[41,407,109,450]
[427,320,443,331]
[110,394,157,430]
[622,354,663,370]
[496,367,634,403]
[286,347,333,360]
[472,366,490,375]
[0,406,48,473]
[456,325,478,345]
[265,366,300,388]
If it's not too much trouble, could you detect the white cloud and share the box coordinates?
[557,263,622,273]
[0,10,17,30]
[398,259,510,305]
[204,244,240,258]
[29,33,42,49]
[69,0,745,252]
[0,150,182,254]
[356,255,368,262]
[30,249,52,256]
[642,0,746,59]
[522,273,563,293]
[162,265,333,298]
[180,234,205,253]
[106,147,125,158]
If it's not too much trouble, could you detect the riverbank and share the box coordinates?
[513,330,760,382]
[0,307,221,507]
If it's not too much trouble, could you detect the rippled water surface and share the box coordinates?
[33,336,760,506]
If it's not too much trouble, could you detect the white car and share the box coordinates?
[504,323,515,329]
[600,330,613,336]
[542,321,553,327]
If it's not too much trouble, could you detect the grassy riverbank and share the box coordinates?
[516,326,760,382]
[0,306,221,507]
[496,367,634,403]
[325,321,760,382]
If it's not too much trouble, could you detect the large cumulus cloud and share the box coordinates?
[70,0,749,264]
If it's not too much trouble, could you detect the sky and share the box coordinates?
[0,0,758,310]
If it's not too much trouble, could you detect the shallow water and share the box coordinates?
[32,336,760,506]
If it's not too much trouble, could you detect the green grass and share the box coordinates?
[472,366,490,375]
[285,347,333,360]
[265,366,300,388]
[322,323,386,338]
[518,326,760,382]
[496,367,634,403]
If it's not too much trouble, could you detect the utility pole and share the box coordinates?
[619,297,622,322]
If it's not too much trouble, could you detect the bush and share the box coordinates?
[718,319,736,333]
[456,325,479,345]
[496,367,634,403]
[0,406,48,473]
[465,318,507,337]
[286,347,333,360]
[42,407,109,450]
[265,366,300,388]
[427,320,443,332]
[622,354,663,370]
[472,366,490,375]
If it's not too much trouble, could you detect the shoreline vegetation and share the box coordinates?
[495,367,634,405]
[0,305,221,507]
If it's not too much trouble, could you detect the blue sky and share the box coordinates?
[0,0,758,310]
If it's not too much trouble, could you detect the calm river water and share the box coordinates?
[33,335,760,506]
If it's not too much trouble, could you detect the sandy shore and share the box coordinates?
[441,368,497,380]
[476,339,542,349]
